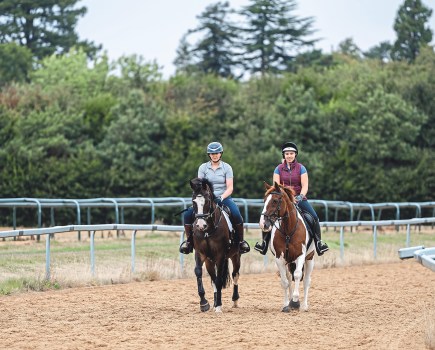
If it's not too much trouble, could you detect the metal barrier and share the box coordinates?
[1,217,434,280]
[398,246,435,272]
[1,198,434,231]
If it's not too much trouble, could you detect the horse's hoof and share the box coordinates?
[200,302,210,312]
[290,300,300,310]
[282,305,290,313]
[232,300,238,308]
[215,306,223,313]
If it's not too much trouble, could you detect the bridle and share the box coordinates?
[262,191,290,226]
[263,189,299,260]
[192,188,223,235]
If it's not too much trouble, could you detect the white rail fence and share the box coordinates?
[1,217,434,279]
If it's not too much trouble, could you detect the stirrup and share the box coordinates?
[239,241,250,254]
[316,241,329,256]
[179,241,193,254]
[254,241,267,255]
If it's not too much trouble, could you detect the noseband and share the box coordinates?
[192,189,223,234]
[262,191,289,224]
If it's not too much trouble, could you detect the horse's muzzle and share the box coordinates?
[195,219,208,232]
[259,216,272,232]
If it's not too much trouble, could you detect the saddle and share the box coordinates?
[218,204,236,248]
[296,206,315,238]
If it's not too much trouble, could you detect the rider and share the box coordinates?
[179,142,250,255]
[254,141,329,256]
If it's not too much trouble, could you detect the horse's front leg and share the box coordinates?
[194,251,210,312]
[205,260,221,313]
[275,253,291,312]
[290,253,306,310]
[301,258,315,311]
[230,254,241,308]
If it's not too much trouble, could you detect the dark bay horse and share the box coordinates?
[259,182,315,312]
[190,177,242,313]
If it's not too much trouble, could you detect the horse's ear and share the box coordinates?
[263,181,272,190]
[274,181,280,192]
[189,179,195,190]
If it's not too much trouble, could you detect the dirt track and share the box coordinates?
[0,260,434,350]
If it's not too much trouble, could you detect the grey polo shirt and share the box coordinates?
[198,161,233,197]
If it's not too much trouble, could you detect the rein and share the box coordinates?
[264,190,299,261]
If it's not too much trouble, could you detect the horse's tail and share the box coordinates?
[222,258,231,289]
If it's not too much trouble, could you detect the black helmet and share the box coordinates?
[207,142,223,154]
[281,142,298,157]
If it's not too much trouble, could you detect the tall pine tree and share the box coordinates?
[240,0,317,76]
[392,0,433,62]
[174,2,240,78]
[0,0,100,60]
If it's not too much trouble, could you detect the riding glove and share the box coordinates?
[214,196,223,206]
[295,194,304,203]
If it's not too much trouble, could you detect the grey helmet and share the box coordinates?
[281,141,298,158]
[207,142,223,154]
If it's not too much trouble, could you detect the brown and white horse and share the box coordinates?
[190,177,242,313]
[259,182,315,312]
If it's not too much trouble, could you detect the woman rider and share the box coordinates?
[179,142,250,255]
[255,141,329,256]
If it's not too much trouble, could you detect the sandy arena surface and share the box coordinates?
[0,260,434,350]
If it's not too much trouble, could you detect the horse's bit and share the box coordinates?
[193,192,223,236]
[262,191,289,226]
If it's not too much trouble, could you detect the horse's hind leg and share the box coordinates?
[301,258,314,311]
[231,254,241,308]
[194,251,210,312]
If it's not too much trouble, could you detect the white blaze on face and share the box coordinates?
[259,194,272,231]
[194,194,207,228]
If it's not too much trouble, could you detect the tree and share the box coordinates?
[173,34,198,75]
[337,38,362,58]
[364,41,393,62]
[289,49,335,72]
[0,0,100,60]
[240,0,317,76]
[0,43,33,85]
[174,2,240,78]
[392,0,433,62]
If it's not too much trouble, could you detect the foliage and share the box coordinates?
[239,0,317,76]
[392,0,433,62]
[175,2,241,78]
[0,43,33,86]
[1,42,435,225]
[0,0,100,60]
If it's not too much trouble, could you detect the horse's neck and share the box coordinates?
[282,202,297,231]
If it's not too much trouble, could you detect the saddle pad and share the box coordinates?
[221,209,233,232]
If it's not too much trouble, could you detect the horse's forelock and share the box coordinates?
[264,185,276,197]
[191,177,215,199]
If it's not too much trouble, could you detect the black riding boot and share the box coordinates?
[313,219,329,256]
[235,223,250,254]
[179,224,194,254]
[254,231,271,255]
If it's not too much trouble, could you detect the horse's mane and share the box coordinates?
[190,177,216,199]
[264,182,295,205]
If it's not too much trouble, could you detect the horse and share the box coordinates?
[259,181,315,312]
[189,177,242,313]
